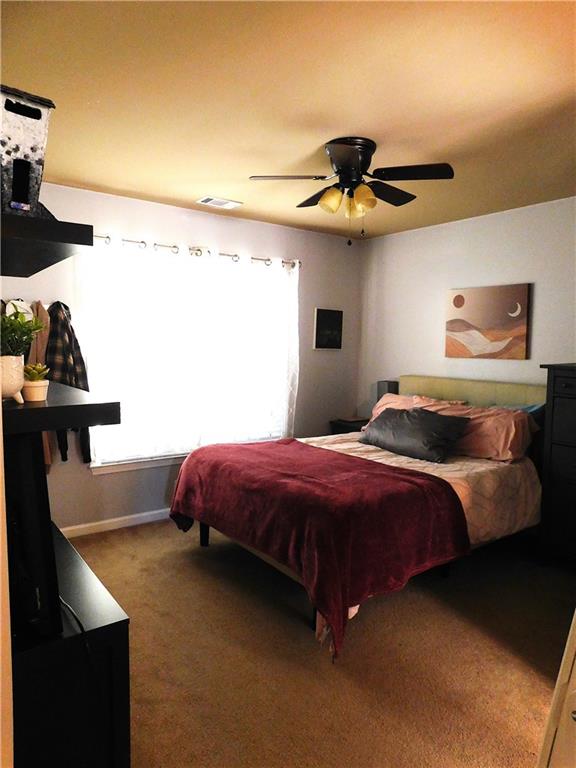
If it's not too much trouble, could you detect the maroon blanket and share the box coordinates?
[170,438,470,655]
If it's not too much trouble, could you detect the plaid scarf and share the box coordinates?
[46,302,89,391]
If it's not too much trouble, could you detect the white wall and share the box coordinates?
[356,197,576,415]
[5,190,574,527]
[2,184,363,527]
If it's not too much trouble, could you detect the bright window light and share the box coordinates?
[74,245,299,463]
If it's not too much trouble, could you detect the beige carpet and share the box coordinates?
[73,521,574,768]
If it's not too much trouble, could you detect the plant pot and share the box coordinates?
[1,355,24,403]
[22,379,50,402]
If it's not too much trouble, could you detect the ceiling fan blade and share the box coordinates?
[370,163,454,181]
[368,181,416,207]
[250,175,329,181]
[296,186,333,208]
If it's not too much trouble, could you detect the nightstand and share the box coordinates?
[329,417,369,435]
[540,363,576,558]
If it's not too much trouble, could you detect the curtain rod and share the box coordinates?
[94,235,299,268]
[190,249,298,268]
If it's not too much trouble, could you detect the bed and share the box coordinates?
[170,375,546,655]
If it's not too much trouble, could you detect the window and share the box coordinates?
[75,244,299,464]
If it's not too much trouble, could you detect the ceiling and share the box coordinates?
[2,2,575,239]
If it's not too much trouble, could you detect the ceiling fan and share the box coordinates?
[250,136,454,219]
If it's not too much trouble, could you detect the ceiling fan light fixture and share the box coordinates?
[344,193,365,220]
[354,183,377,211]
[250,137,453,229]
[318,185,343,214]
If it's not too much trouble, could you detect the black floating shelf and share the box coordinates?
[3,382,120,435]
[1,213,93,277]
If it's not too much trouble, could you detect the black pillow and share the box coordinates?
[358,408,470,463]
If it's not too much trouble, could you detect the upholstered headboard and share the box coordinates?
[398,375,546,407]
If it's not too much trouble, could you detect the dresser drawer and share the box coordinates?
[547,481,576,543]
[549,478,576,505]
[551,445,576,482]
[552,397,576,444]
[554,376,576,396]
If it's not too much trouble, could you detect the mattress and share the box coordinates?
[300,432,541,547]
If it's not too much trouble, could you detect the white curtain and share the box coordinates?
[75,244,299,463]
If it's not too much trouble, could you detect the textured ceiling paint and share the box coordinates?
[2,1,575,239]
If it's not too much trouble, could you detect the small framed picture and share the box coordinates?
[314,308,343,349]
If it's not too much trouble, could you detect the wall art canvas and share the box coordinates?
[445,283,530,359]
[314,308,343,349]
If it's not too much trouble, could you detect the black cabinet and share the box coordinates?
[329,417,369,435]
[4,383,120,642]
[13,527,130,768]
[541,363,576,557]
[3,383,128,767]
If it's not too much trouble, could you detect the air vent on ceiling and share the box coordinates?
[196,196,243,210]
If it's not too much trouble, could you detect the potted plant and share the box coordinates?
[22,363,51,402]
[1,305,44,403]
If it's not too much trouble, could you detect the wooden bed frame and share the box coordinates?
[198,374,547,628]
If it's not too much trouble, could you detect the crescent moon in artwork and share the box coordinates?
[507,302,522,318]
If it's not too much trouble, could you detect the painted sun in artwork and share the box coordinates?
[445,284,530,359]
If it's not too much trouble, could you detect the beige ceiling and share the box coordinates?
[2,1,575,239]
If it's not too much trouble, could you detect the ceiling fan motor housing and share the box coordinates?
[324,137,377,188]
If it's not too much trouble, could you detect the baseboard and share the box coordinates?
[61,508,170,538]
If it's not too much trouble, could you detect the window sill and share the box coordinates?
[90,454,188,476]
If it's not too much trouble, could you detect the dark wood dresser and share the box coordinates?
[540,363,576,558]
[12,527,130,768]
[3,382,129,767]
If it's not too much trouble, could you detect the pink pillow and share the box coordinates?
[369,393,466,424]
[421,403,535,461]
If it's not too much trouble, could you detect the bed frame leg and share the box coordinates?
[199,522,210,547]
